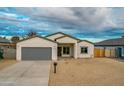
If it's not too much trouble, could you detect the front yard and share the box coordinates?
[0,60,17,70]
[0,58,124,86]
[49,58,124,85]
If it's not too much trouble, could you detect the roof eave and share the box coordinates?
[17,36,57,44]
[95,45,124,46]
[46,32,81,41]
[78,40,94,44]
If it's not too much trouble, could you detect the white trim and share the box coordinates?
[74,43,78,59]
[80,46,88,54]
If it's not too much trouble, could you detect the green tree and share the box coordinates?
[11,36,20,43]
[27,31,37,38]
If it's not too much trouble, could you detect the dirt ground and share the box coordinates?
[49,58,124,86]
[0,60,17,70]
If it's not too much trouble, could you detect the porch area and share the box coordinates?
[57,43,77,59]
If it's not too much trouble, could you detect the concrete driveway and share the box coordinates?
[0,61,51,86]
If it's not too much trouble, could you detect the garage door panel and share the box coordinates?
[21,47,52,60]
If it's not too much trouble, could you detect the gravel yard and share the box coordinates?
[0,60,17,70]
[49,58,124,86]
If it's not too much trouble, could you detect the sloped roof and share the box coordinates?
[46,32,64,37]
[0,37,10,43]
[17,36,57,44]
[46,32,81,41]
[46,32,94,44]
[78,40,94,44]
[95,37,124,46]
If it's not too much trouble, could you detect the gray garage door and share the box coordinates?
[21,47,52,60]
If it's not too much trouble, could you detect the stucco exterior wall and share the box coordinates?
[56,36,78,58]
[74,43,78,59]
[47,33,64,41]
[16,37,57,61]
[56,36,77,43]
[77,41,94,58]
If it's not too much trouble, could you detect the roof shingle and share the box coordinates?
[0,37,10,43]
[95,37,124,46]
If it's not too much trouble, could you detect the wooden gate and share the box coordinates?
[95,47,117,58]
[105,48,116,57]
[94,48,105,57]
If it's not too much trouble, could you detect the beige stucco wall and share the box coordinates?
[16,37,57,61]
[56,36,78,58]
[56,36,77,43]
[47,33,64,41]
[47,33,94,59]
[77,41,94,58]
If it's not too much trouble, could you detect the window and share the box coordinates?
[81,47,88,54]
[63,46,70,54]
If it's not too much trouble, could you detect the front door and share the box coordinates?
[62,46,70,57]
[117,48,122,58]
[58,47,62,57]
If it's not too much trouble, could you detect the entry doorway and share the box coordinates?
[58,47,62,57]
[117,48,122,58]
[57,45,73,57]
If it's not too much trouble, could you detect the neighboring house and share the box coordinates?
[95,36,124,58]
[16,32,94,61]
[0,37,16,59]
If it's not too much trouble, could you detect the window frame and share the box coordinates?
[63,46,70,55]
[80,46,88,54]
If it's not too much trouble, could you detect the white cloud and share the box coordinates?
[0,7,124,40]
[0,7,118,34]
[16,7,116,31]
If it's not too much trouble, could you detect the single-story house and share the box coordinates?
[95,36,124,58]
[0,37,16,59]
[16,32,94,61]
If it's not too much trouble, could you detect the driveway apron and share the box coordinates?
[0,61,51,86]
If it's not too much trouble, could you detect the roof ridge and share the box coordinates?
[78,40,94,44]
[46,32,81,41]
[0,37,10,43]
[45,32,64,37]
[95,37,124,46]
[17,35,57,43]
[96,37,122,43]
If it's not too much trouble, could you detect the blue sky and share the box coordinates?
[0,7,124,42]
